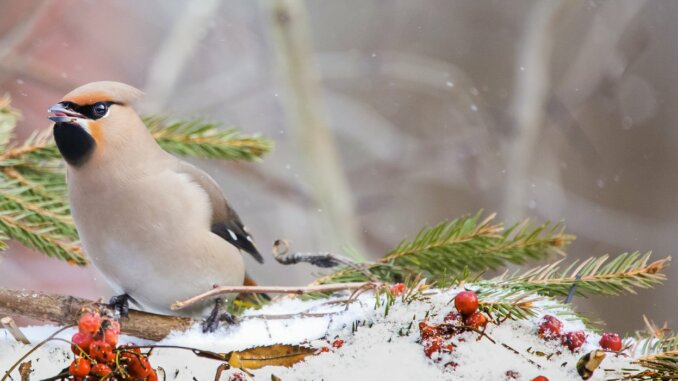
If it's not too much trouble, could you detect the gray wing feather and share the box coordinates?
[174,161,263,263]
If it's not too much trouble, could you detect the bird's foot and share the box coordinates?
[108,293,131,318]
[202,298,237,333]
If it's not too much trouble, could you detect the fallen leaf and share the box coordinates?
[225,344,316,370]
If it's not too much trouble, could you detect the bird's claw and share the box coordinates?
[108,294,131,318]
[202,298,237,333]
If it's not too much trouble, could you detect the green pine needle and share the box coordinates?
[146,116,273,161]
[0,207,85,265]
[0,95,20,150]
[384,211,572,273]
[633,352,678,379]
[625,317,678,378]
[492,252,670,297]
[477,289,540,321]
[318,212,573,284]
[0,178,76,238]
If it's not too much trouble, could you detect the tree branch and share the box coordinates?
[0,288,193,341]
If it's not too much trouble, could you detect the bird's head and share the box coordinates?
[49,81,147,167]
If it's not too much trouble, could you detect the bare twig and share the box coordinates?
[273,239,358,268]
[273,239,379,281]
[0,288,193,341]
[0,316,30,344]
[1,325,71,381]
[172,282,375,311]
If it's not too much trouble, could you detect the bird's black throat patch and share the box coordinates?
[53,122,96,167]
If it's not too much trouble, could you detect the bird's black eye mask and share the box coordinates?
[60,101,119,120]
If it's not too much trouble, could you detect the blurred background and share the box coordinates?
[0,0,675,334]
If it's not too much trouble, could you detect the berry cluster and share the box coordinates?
[537,315,623,352]
[69,310,157,380]
[418,290,488,361]
[418,291,557,380]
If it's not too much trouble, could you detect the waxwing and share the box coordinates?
[48,81,262,329]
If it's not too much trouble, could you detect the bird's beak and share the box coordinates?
[48,103,85,123]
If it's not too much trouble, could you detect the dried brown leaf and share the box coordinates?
[225,344,316,370]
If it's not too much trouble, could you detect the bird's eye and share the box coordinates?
[92,102,108,118]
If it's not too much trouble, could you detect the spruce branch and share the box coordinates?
[1,167,68,202]
[0,176,76,237]
[477,289,540,321]
[492,252,670,297]
[317,212,573,284]
[0,207,85,264]
[633,351,678,380]
[0,95,20,150]
[619,318,678,379]
[630,317,678,358]
[0,129,60,165]
[383,212,571,272]
[145,116,273,161]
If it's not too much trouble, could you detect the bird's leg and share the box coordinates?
[108,293,131,318]
[202,298,237,333]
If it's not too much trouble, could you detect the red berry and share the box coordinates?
[531,377,549,381]
[599,332,623,351]
[70,332,93,355]
[68,357,90,377]
[103,328,119,347]
[443,311,461,323]
[332,339,344,348]
[389,283,407,296]
[423,336,443,358]
[538,315,563,340]
[419,324,438,340]
[127,355,153,378]
[90,363,112,377]
[463,311,488,330]
[562,331,587,352]
[319,346,330,353]
[90,340,115,363]
[78,312,101,335]
[148,370,159,381]
[454,291,478,316]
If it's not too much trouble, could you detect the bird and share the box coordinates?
[48,81,263,331]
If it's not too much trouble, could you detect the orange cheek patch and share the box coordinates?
[88,121,104,149]
[62,91,111,105]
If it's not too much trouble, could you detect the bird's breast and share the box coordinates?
[67,170,244,314]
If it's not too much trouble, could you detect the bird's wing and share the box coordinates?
[174,161,264,263]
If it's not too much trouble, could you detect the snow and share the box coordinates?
[0,287,639,380]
